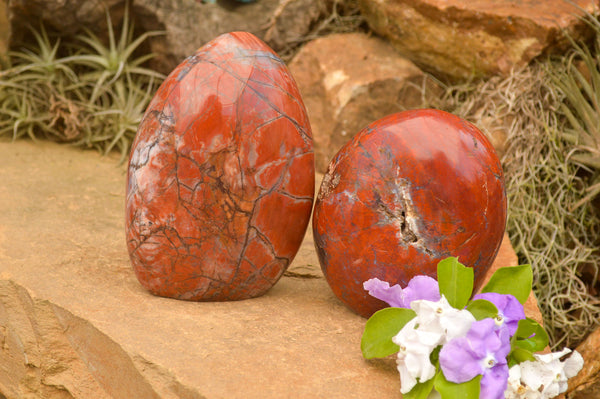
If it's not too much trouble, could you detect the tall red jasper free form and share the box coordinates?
[126,32,314,301]
[313,109,507,317]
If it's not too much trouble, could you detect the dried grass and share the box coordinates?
[440,63,600,349]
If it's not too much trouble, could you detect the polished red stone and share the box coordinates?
[313,109,506,317]
[126,32,314,301]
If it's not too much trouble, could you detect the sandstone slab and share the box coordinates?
[359,0,600,80]
[0,140,537,398]
[289,32,440,173]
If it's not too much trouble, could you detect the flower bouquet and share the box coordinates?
[360,257,583,399]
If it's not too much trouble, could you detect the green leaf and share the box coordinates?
[434,370,481,399]
[481,265,533,304]
[361,307,416,359]
[508,347,536,367]
[511,317,549,354]
[509,317,549,366]
[466,299,498,321]
[404,377,435,399]
[429,345,441,366]
[437,257,474,309]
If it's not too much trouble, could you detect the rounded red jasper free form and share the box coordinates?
[126,32,314,301]
[313,109,506,317]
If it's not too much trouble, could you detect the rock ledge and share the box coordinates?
[0,140,534,398]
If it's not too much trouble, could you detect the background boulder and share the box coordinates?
[289,32,441,173]
[5,0,327,74]
[359,0,600,80]
[132,0,325,73]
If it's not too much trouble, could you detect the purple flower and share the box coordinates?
[363,276,440,308]
[473,292,526,335]
[439,318,511,399]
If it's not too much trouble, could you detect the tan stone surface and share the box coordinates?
[0,140,537,398]
[359,0,599,80]
[289,32,441,173]
[566,327,600,398]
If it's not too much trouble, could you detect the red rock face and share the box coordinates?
[313,109,506,317]
[126,32,314,301]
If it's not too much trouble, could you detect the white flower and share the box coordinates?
[392,318,441,393]
[504,349,584,399]
[535,348,584,379]
[391,295,476,394]
[410,295,476,343]
[505,364,541,399]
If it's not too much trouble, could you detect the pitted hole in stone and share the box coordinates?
[396,180,437,257]
[375,192,418,245]
[399,209,418,244]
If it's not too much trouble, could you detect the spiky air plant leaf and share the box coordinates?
[0,4,164,162]
[71,3,164,104]
[546,13,600,210]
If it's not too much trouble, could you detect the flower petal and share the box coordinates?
[403,275,440,304]
[495,325,512,361]
[481,364,509,399]
[534,347,571,363]
[520,359,556,391]
[541,380,561,398]
[473,292,525,334]
[411,296,475,342]
[405,351,437,382]
[504,364,543,399]
[464,319,500,358]
[441,308,476,341]
[363,278,406,308]
[397,360,418,393]
[393,318,439,393]
[439,336,483,383]
[393,319,441,349]
[564,350,584,379]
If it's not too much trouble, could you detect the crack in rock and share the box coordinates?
[376,178,436,257]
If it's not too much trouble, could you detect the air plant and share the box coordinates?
[547,14,600,209]
[0,5,164,161]
[69,2,164,104]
